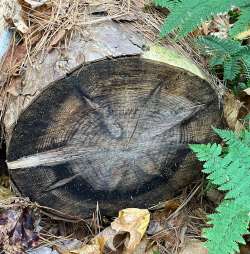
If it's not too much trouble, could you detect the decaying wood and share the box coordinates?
[2,20,223,219]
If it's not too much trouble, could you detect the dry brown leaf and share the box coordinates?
[164,199,180,214]
[223,92,244,132]
[180,239,208,254]
[0,201,40,253]
[3,43,27,73]
[210,15,231,39]
[197,14,230,38]
[111,208,150,254]
[95,226,118,252]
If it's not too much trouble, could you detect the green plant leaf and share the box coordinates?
[190,129,250,254]
[155,0,250,39]
[230,6,250,38]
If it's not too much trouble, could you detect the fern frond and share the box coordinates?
[189,143,222,165]
[196,36,241,56]
[213,128,244,147]
[190,129,250,254]
[196,36,250,80]
[230,6,250,37]
[204,200,249,254]
[155,0,249,39]
[154,0,182,10]
[208,55,224,67]
[223,56,241,80]
[240,47,250,78]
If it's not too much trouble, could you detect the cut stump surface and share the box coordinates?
[7,55,221,218]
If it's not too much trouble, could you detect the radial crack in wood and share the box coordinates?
[7,56,222,218]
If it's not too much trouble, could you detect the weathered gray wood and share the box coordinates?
[6,54,222,219]
[3,21,145,134]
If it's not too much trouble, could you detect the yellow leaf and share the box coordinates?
[111,208,150,254]
[95,226,117,252]
[64,208,150,254]
[0,186,13,200]
[235,27,250,40]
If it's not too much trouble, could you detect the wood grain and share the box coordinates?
[7,56,222,218]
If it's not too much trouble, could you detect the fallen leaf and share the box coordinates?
[95,226,118,252]
[235,27,250,40]
[164,199,180,215]
[2,39,27,75]
[180,239,208,254]
[111,208,150,254]
[197,14,231,39]
[0,186,13,200]
[54,239,82,254]
[223,92,244,132]
[210,15,231,39]
[238,88,250,128]
[0,175,10,188]
[72,208,150,254]
[0,202,40,253]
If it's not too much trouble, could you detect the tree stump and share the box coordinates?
[5,22,222,219]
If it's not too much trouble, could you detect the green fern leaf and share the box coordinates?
[196,36,241,55]
[230,6,250,37]
[196,36,250,81]
[223,56,241,80]
[240,47,250,78]
[190,129,250,254]
[204,200,249,254]
[155,0,249,39]
[208,55,224,67]
[154,0,181,10]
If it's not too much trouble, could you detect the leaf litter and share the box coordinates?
[0,182,215,254]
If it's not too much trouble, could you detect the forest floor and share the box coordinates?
[0,0,250,254]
